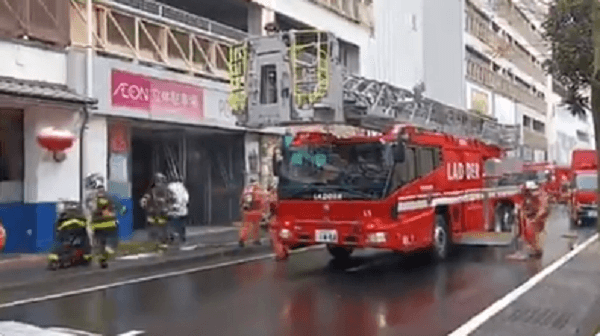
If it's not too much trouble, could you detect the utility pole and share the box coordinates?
[592,0,600,233]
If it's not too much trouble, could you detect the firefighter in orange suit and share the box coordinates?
[239,178,266,247]
[508,181,549,260]
[265,183,289,261]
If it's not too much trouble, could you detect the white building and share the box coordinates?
[549,103,596,166]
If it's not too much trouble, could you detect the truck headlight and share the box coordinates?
[280,229,291,239]
[367,232,387,244]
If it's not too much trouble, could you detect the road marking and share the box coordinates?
[0,245,324,310]
[117,330,145,336]
[187,227,238,237]
[448,232,599,336]
[117,253,157,261]
[47,326,101,335]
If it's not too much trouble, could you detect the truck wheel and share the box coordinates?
[498,204,516,232]
[327,245,353,260]
[432,214,450,261]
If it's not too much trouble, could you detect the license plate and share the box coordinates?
[315,230,338,243]
[589,210,598,217]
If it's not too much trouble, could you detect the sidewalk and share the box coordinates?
[467,234,600,336]
[0,225,274,289]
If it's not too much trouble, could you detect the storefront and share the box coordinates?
[75,54,279,236]
[0,78,95,253]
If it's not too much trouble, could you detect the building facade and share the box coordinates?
[464,0,552,162]
[0,0,95,252]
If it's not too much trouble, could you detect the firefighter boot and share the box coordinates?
[98,252,109,268]
[47,254,59,271]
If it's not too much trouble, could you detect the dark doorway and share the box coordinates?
[131,133,153,231]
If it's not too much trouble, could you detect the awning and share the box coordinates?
[0,76,97,106]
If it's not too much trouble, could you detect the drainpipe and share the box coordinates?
[79,107,90,204]
[80,0,94,204]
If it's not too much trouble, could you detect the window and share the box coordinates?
[576,130,590,143]
[260,64,278,104]
[418,147,439,177]
[0,109,24,203]
[404,148,417,182]
[532,120,545,133]
[523,115,531,128]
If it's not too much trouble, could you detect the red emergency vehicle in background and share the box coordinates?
[569,149,598,226]
[271,124,525,261]
[522,163,571,203]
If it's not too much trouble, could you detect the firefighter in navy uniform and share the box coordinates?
[85,173,126,268]
[140,173,174,251]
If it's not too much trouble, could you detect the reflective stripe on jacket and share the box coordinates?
[58,218,87,231]
[91,219,117,230]
[148,216,168,226]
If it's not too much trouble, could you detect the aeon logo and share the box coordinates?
[113,82,150,102]
[111,70,203,115]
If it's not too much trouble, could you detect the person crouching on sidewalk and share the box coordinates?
[239,178,265,247]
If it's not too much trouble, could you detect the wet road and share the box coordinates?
[0,206,596,336]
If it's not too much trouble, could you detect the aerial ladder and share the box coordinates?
[227,30,525,247]
[227,29,521,150]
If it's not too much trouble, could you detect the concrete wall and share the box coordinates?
[82,117,108,190]
[270,0,373,79]
[0,40,81,252]
[369,0,423,93]
[494,94,516,124]
[0,41,67,84]
[24,107,82,203]
[423,0,465,108]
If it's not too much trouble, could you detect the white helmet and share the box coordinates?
[85,173,105,190]
[524,180,538,190]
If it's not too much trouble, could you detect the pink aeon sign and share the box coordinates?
[111,70,204,120]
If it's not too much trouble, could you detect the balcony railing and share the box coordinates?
[493,0,547,55]
[523,127,547,149]
[70,0,246,81]
[507,43,546,84]
[0,0,70,48]
[309,0,373,28]
[465,6,546,84]
[466,57,547,114]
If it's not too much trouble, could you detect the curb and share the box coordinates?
[0,255,48,270]
[0,239,276,294]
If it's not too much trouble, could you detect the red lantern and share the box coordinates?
[36,128,76,162]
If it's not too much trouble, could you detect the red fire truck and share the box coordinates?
[569,149,598,226]
[271,125,525,260]
[228,29,526,261]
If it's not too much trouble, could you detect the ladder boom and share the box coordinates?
[227,30,520,149]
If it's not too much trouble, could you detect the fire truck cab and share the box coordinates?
[272,125,523,260]
[569,149,598,226]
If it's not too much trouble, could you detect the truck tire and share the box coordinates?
[432,214,450,261]
[327,245,353,260]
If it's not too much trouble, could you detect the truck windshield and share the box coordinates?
[278,142,395,200]
[575,174,597,191]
